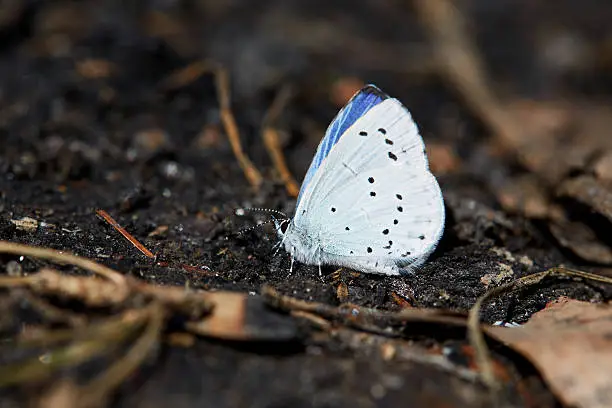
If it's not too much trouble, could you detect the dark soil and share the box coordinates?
[2,1,612,407]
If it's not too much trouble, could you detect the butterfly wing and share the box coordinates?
[293,97,444,272]
[296,85,388,205]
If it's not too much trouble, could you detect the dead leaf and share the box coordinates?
[487,297,612,408]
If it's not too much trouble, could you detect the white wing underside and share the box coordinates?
[291,98,444,274]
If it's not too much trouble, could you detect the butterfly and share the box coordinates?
[275,84,445,277]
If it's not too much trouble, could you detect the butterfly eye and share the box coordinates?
[280,220,289,234]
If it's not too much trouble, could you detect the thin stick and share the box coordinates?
[159,60,263,189]
[0,241,128,297]
[213,64,263,189]
[263,285,469,328]
[262,85,300,197]
[96,209,155,259]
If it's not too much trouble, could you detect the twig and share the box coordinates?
[159,60,263,189]
[262,85,300,197]
[96,209,155,259]
[0,241,129,301]
[212,63,263,189]
[263,285,468,330]
[467,267,612,394]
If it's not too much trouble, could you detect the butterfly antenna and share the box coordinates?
[235,207,288,219]
[235,219,275,236]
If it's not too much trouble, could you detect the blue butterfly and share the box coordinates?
[276,84,445,276]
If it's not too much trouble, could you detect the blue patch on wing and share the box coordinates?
[296,84,389,205]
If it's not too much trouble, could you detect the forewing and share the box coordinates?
[296,85,388,205]
[295,98,444,265]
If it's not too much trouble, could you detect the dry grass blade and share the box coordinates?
[0,241,129,301]
[262,85,300,197]
[467,267,612,394]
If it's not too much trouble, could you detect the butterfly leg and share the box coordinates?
[272,241,282,257]
[317,248,324,282]
[288,247,295,276]
[275,231,289,257]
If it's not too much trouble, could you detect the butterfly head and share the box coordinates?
[272,216,291,238]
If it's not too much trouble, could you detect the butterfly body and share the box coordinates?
[277,85,445,276]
